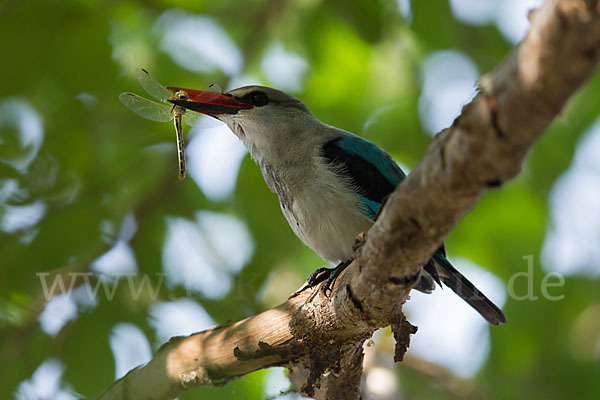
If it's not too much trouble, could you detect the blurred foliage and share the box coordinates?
[0,0,599,399]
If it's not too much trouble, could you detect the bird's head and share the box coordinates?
[168,85,317,161]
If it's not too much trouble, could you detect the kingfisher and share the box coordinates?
[168,86,506,326]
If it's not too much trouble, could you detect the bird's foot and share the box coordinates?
[290,267,330,298]
[321,260,352,296]
[291,260,353,298]
[307,267,333,287]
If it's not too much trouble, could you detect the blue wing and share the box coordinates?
[321,135,406,220]
[321,135,506,324]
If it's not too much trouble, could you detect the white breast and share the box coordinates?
[261,155,373,265]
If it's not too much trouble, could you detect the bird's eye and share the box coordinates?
[250,92,269,106]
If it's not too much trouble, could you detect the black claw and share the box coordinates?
[291,260,354,298]
[322,260,353,297]
[291,267,331,297]
[307,267,331,287]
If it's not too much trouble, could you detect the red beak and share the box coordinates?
[167,86,253,117]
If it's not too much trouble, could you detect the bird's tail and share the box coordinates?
[433,254,507,326]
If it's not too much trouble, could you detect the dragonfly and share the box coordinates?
[119,69,222,181]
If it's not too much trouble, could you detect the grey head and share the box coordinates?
[218,86,321,162]
[168,85,339,164]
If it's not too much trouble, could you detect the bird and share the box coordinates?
[168,85,507,326]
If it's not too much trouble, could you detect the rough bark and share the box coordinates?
[97,1,600,399]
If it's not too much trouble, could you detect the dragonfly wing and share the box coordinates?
[136,69,173,103]
[119,93,173,122]
[183,112,224,129]
[183,112,200,128]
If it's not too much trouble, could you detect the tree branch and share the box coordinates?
[97,1,600,399]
